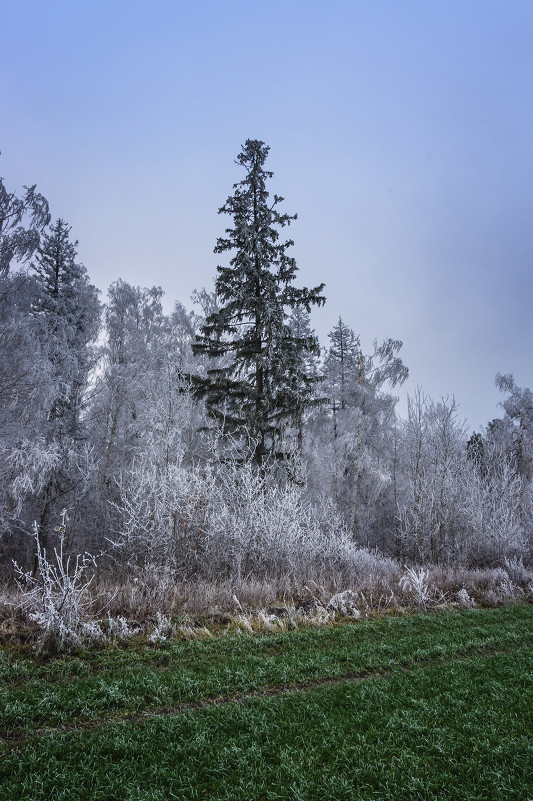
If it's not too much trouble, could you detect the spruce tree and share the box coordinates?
[325,317,361,434]
[193,140,325,465]
[31,218,100,438]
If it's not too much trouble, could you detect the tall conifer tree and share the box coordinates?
[32,218,100,437]
[193,140,325,465]
[325,317,361,434]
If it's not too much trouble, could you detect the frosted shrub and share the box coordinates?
[111,457,210,574]
[498,575,520,601]
[106,616,140,640]
[201,459,402,583]
[399,566,445,610]
[78,620,106,643]
[504,557,532,586]
[109,438,407,587]
[327,590,361,618]
[13,510,97,652]
[148,611,175,643]
[456,588,476,608]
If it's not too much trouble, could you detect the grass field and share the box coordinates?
[1,605,532,800]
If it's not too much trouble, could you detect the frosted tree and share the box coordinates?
[466,431,487,477]
[324,317,360,437]
[494,373,533,482]
[193,140,325,466]
[319,322,408,541]
[398,392,470,563]
[0,273,49,432]
[88,281,169,547]
[88,281,203,556]
[0,165,50,274]
[489,374,533,551]
[170,300,199,371]
[398,389,529,566]
[286,306,324,451]
[0,272,56,565]
[22,219,101,550]
[31,219,100,437]
[0,218,100,565]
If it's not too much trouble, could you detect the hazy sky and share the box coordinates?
[2,0,532,429]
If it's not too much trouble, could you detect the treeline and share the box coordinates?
[1,142,531,585]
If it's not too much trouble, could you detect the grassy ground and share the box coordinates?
[1,605,532,800]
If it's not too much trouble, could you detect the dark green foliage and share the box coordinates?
[193,140,325,464]
[467,431,487,477]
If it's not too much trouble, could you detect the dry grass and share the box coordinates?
[2,557,532,649]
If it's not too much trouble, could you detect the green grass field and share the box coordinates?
[1,605,532,800]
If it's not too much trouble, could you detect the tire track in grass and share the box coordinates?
[3,641,531,750]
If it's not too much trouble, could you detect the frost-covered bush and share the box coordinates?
[456,588,476,608]
[110,458,209,574]
[399,566,446,610]
[148,611,175,643]
[327,590,361,618]
[396,393,531,567]
[110,451,401,585]
[504,557,533,586]
[13,510,97,651]
[106,615,140,640]
[200,460,402,583]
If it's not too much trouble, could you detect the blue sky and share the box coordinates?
[2,0,532,429]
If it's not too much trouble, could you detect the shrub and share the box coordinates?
[13,510,97,652]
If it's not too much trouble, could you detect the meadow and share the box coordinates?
[1,604,532,800]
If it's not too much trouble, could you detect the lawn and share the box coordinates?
[1,605,532,800]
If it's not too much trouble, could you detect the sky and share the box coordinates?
[2,0,532,430]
